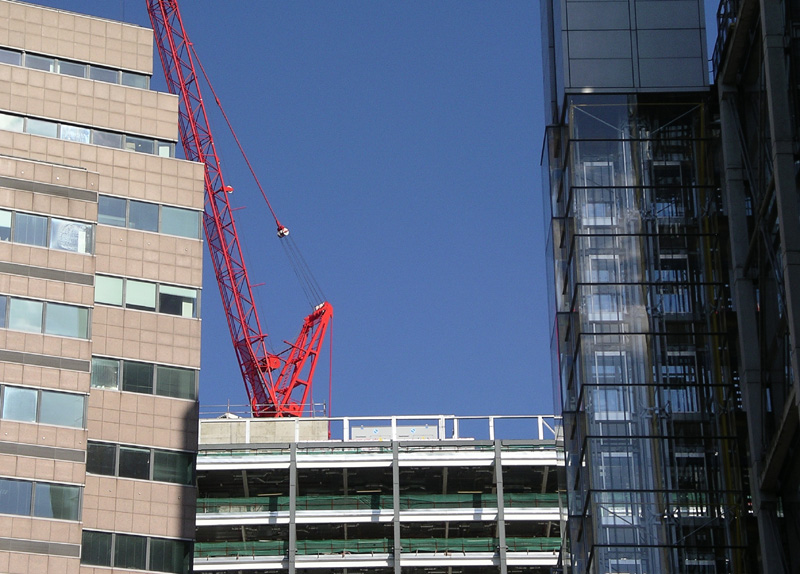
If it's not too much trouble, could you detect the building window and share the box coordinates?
[81,530,191,574]
[81,531,112,567]
[0,296,89,339]
[95,274,199,319]
[0,46,150,87]
[0,111,173,158]
[128,200,159,232]
[90,357,198,401]
[0,385,86,428]
[579,162,616,226]
[0,477,81,521]
[86,441,195,486]
[97,195,201,240]
[656,255,691,314]
[661,352,699,413]
[0,208,94,254]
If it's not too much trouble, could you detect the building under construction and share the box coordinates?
[193,414,561,574]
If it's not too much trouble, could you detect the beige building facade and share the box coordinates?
[0,2,203,573]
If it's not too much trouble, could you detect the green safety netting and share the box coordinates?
[197,492,558,513]
[195,537,561,558]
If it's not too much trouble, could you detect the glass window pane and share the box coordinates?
[157,141,173,158]
[57,60,86,78]
[158,285,197,318]
[124,135,154,155]
[0,112,24,133]
[0,210,11,241]
[114,533,147,570]
[125,279,156,311]
[122,361,153,394]
[118,447,150,480]
[33,482,81,520]
[98,195,126,227]
[81,530,112,567]
[93,130,123,149]
[25,54,54,72]
[59,124,91,144]
[45,302,89,338]
[149,537,190,574]
[161,206,200,239]
[2,386,37,423]
[95,275,123,306]
[0,47,21,65]
[89,66,118,83]
[0,478,32,515]
[14,212,47,246]
[26,118,58,138]
[128,200,158,232]
[121,71,149,89]
[156,365,196,400]
[86,442,116,476]
[0,294,7,328]
[8,298,43,333]
[91,357,120,389]
[50,219,93,253]
[39,390,85,428]
[153,450,194,485]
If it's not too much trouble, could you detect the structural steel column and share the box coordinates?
[718,88,787,574]
[392,441,401,574]
[761,0,800,406]
[289,443,297,573]
[495,440,507,574]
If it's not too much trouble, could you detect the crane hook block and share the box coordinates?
[277,226,290,238]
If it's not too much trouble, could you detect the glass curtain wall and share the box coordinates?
[545,95,751,573]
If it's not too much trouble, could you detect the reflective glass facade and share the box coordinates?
[544,95,754,573]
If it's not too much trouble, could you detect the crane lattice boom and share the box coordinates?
[147,0,332,417]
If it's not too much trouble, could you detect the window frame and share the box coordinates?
[86,440,195,486]
[0,384,86,428]
[96,195,201,239]
[90,357,198,401]
[95,274,199,318]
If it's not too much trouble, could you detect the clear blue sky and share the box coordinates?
[35,0,552,417]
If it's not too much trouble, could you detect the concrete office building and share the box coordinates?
[541,0,757,571]
[0,2,203,573]
[714,0,800,570]
[193,414,561,574]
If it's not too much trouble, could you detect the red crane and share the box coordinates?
[146,0,332,417]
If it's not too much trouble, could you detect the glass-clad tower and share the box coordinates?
[540,0,756,572]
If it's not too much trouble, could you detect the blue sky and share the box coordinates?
[35,1,550,417]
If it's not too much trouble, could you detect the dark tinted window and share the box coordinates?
[119,447,150,480]
[86,442,117,476]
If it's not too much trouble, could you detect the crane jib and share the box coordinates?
[147,0,333,417]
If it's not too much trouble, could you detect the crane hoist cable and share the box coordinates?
[190,44,326,309]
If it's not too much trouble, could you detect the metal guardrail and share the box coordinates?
[198,412,560,442]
